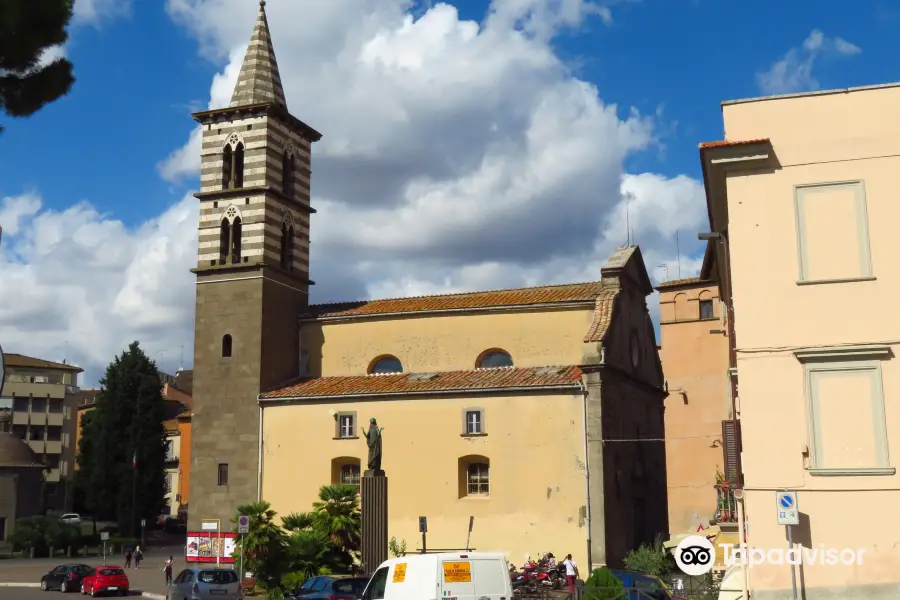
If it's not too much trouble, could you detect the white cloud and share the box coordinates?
[72,0,132,25]
[756,29,861,95]
[2,0,708,384]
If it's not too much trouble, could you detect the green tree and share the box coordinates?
[84,342,167,535]
[0,1,76,133]
[232,501,287,592]
[583,567,625,600]
[283,484,361,572]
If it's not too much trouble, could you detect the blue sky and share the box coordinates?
[0,0,888,225]
[0,0,889,381]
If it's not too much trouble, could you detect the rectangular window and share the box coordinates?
[699,300,715,321]
[466,410,482,435]
[462,408,485,436]
[217,463,229,486]
[31,398,45,413]
[794,181,873,283]
[335,412,356,439]
[29,428,43,441]
[340,464,361,491]
[466,463,490,496]
[798,348,894,476]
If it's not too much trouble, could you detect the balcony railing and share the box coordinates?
[714,482,737,523]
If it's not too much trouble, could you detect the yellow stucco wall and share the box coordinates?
[301,308,594,377]
[261,390,589,569]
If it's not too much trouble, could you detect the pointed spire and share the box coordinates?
[229,0,287,110]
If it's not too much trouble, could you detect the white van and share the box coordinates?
[361,552,513,600]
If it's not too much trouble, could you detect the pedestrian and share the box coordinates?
[563,553,579,594]
[164,555,174,585]
[124,548,133,569]
[134,546,143,568]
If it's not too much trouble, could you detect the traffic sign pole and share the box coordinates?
[776,491,799,600]
[237,515,249,583]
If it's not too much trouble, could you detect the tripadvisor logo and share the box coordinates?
[674,535,716,576]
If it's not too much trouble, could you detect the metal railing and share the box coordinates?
[714,482,737,523]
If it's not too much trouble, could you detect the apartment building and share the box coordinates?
[656,248,735,535]
[701,83,900,599]
[1,353,82,512]
[161,369,192,520]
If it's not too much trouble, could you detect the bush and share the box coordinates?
[623,541,675,577]
[583,568,625,600]
[280,571,307,593]
[9,516,80,556]
[389,537,407,557]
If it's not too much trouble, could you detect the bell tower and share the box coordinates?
[187,0,322,530]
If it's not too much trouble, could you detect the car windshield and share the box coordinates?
[333,579,368,594]
[99,569,124,576]
[199,570,239,584]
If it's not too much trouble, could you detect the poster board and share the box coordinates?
[186,531,237,563]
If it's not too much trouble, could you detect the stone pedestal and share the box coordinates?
[361,472,388,574]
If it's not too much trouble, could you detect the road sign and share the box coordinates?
[776,491,799,526]
[100,532,109,541]
[238,515,250,534]
[141,519,146,527]
[418,516,427,533]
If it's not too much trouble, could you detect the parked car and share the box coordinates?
[360,552,512,600]
[39,563,92,592]
[288,576,369,600]
[167,567,241,600]
[60,513,81,525]
[81,565,130,596]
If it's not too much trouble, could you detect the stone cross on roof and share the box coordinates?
[229,0,287,110]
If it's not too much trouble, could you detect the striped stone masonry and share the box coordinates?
[229,2,287,109]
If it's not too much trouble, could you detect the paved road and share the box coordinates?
[0,546,182,597]
[0,588,159,598]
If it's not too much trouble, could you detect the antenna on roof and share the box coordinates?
[177,345,184,373]
[658,264,669,282]
[625,196,631,246]
[63,341,68,365]
[675,231,682,279]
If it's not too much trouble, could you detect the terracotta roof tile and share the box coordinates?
[260,365,583,400]
[583,291,618,343]
[655,277,715,289]
[5,353,83,373]
[307,282,604,319]
[698,138,770,150]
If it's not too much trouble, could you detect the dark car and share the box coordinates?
[290,576,370,600]
[609,570,674,600]
[39,563,93,593]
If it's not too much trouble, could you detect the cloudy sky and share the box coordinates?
[0,0,883,386]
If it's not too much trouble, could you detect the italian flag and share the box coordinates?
[132,450,137,470]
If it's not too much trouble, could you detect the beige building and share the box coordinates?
[701,83,900,599]
[0,433,45,542]
[656,251,735,535]
[1,353,82,512]
[187,2,670,572]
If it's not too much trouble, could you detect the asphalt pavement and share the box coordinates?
[0,588,155,599]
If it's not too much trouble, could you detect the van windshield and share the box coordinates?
[363,567,389,600]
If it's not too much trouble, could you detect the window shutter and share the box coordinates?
[722,419,742,485]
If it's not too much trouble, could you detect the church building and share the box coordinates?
[188,1,669,571]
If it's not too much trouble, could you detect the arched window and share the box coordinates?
[280,221,294,271]
[221,334,233,358]
[222,145,233,189]
[458,455,490,498]
[230,217,242,263]
[222,137,245,190]
[476,349,513,369]
[331,457,361,493]
[369,355,403,374]
[219,218,230,264]
[282,151,294,197]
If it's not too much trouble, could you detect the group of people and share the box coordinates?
[123,546,176,586]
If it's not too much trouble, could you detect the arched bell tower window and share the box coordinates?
[221,334,233,358]
[222,133,245,190]
[282,153,294,198]
[280,211,295,271]
[218,206,243,265]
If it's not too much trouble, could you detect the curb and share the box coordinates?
[0,582,165,598]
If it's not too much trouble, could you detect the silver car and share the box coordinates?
[167,567,242,600]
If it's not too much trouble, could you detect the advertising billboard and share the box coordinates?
[185,531,237,563]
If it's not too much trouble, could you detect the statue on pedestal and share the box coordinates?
[361,417,383,473]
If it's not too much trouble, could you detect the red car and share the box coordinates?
[80,566,129,597]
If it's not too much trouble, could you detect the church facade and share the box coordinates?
[188,2,669,571]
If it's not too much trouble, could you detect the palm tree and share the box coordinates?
[282,512,314,533]
[285,529,333,580]
[310,484,361,552]
[232,501,286,591]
